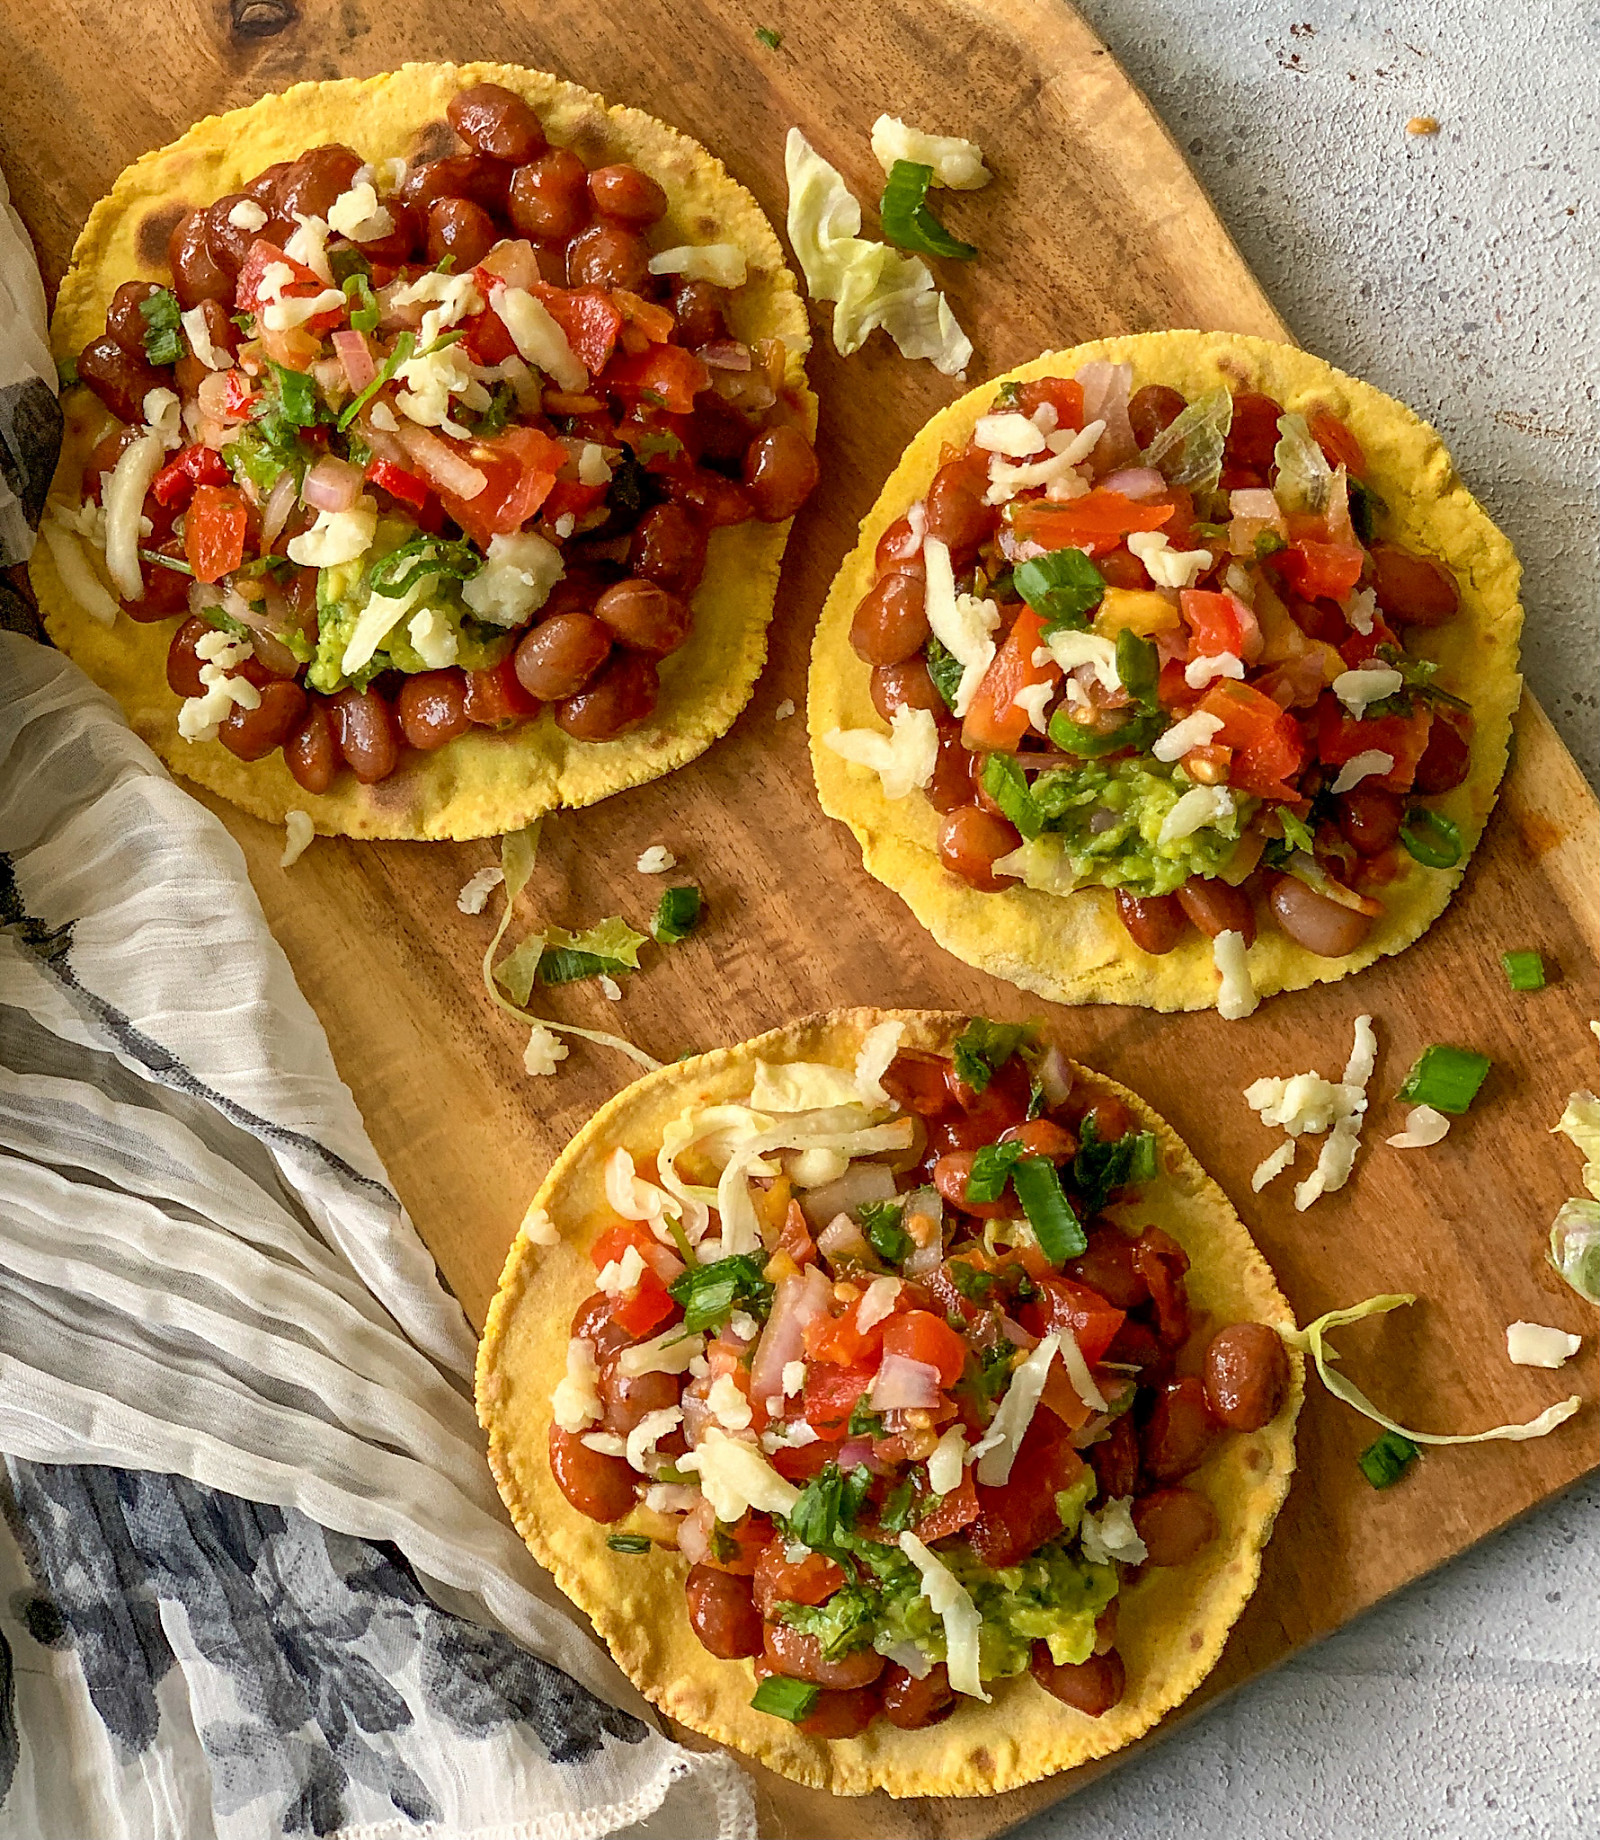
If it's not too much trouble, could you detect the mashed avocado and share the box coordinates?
[308,517,509,693]
[1003,757,1255,899]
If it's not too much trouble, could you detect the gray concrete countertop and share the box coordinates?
[1023,4,1599,1837]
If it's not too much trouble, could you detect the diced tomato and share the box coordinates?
[151,444,231,509]
[961,605,1057,753]
[464,655,540,726]
[1338,619,1400,670]
[804,1300,885,1369]
[777,1199,816,1266]
[1013,377,1084,431]
[1036,1360,1092,1432]
[1274,539,1365,601]
[589,1221,658,1273]
[914,1469,979,1542]
[221,370,258,420]
[234,239,343,336]
[1307,406,1366,478]
[458,307,517,366]
[522,281,626,378]
[1157,657,1199,710]
[1019,1277,1126,1367]
[602,342,712,415]
[365,456,431,513]
[1179,588,1245,659]
[1197,679,1308,798]
[1010,489,1173,557]
[1314,697,1433,793]
[770,1439,834,1483]
[968,1410,1088,1568]
[183,483,248,585]
[801,1361,877,1440]
[613,288,677,343]
[540,476,609,524]
[702,1511,771,1575]
[434,424,568,548]
[881,1312,966,1390]
[608,1268,676,1339]
[753,1538,843,1616]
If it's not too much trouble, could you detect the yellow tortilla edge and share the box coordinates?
[476,1006,1302,1796]
[33,59,814,840]
[807,331,1522,1010]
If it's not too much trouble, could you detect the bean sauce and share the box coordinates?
[881,1662,955,1730]
[548,1423,636,1522]
[1142,1376,1220,1484]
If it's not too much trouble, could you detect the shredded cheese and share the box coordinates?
[1185,651,1246,690]
[1213,928,1258,1021]
[457,866,505,915]
[619,1327,706,1379]
[974,1335,1057,1486]
[1333,666,1404,717]
[1152,709,1225,764]
[897,1533,990,1702]
[869,115,991,189]
[1331,749,1395,793]
[1129,529,1213,589]
[279,810,314,869]
[460,529,565,627]
[495,285,587,391]
[647,243,748,288]
[1506,1322,1581,1369]
[680,1426,800,1522]
[821,704,939,799]
[1078,1496,1148,1566]
[926,1425,966,1496]
[922,535,998,714]
[551,1337,602,1432]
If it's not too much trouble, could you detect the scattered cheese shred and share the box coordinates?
[457,865,505,915]
[974,1335,1057,1485]
[1386,1104,1451,1149]
[279,811,314,869]
[1506,1322,1581,1369]
[898,1532,990,1701]
[869,115,991,190]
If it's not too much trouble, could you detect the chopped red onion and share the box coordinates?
[1098,465,1167,500]
[869,1353,943,1412]
[301,455,364,514]
[260,468,299,546]
[801,1163,898,1232]
[697,340,753,371]
[396,423,488,501]
[749,1264,831,1405]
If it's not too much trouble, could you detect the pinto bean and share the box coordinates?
[1128,384,1187,448]
[875,513,927,579]
[923,451,994,558]
[1068,1225,1149,1311]
[447,83,548,164]
[670,278,727,349]
[1089,1411,1141,1501]
[597,1357,680,1437]
[396,670,471,750]
[763,1620,884,1690]
[331,687,400,784]
[1203,1322,1291,1431]
[871,657,946,723]
[425,196,498,271]
[1029,1643,1126,1716]
[566,220,651,292]
[219,680,308,761]
[1413,708,1472,794]
[79,336,164,426]
[628,502,708,595]
[1269,875,1373,957]
[926,731,981,814]
[278,145,364,222]
[554,652,659,741]
[104,281,168,356]
[1142,1377,1220,1484]
[588,163,668,225]
[742,426,818,522]
[850,572,929,665]
[1368,541,1460,627]
[936,805,1021,892]
[285,700,338,794]
[684,1566,763,1660]
[548,1424,637,1523]
[166,211,233,309]
[933,1149,1014,1219]
[1175,875,1256,944]
[1114,888,1188,954]
[515,612,611,700]
[881,1662,954,1730]
[166,619,210,699]
[1338,785,1403,855]
[203,194,261,277]
[796,1686,880,1739]
[593,578,692,655]
[401,152,511,216]
[508,148,591,240]
[1132,1486,1219,1566]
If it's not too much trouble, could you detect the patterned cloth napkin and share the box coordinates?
[0,164,752,1840]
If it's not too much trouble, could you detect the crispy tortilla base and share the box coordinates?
[808,333,1522,1010]
[33,60,813,840]
[476,1008,1302,1796]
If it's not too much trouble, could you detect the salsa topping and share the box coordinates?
[547,1019,1295,1738]
[55,82,818,791]
[824,364,1477,1007]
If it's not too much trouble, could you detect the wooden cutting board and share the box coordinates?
[3,2,1595,1834]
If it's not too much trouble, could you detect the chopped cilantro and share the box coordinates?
[138,288,185,367]
[924,635,964,713]
[784,1462,872,1559]
[858,1200,911,1266]
[952,1017,1028,1095]
[847,1396,885,1437]
[878,1477,918,1533]
[1072,1115,1159,1215]
[992,379,1023,410]
[965,1139,1026,1204]
[667,1252,773,1333]
[267,361,322,430]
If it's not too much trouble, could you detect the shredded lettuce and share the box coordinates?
[1272,412,1334,516]
[1550,1085,1600,1302]
[1141,386,1233,494]
[1286,1295,1582,1444]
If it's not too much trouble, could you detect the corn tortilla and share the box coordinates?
[476,1007,1302,1796]
[808,332,1522,1010]
[32,61,814,840]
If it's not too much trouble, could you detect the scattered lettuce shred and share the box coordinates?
[1550,1082,1600,1303]
[1140,386,1233,494]
[1286,1295,1583,1445]
[1272,411,1334,516]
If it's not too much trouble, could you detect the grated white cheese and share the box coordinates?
[922,535,998,715]
[551,1337,602,1432]
[227,198,268,232]
[407,605,459,670]
[457,865,505,915]
[774,698,797,721]
[1129,529,1213,590]
[785,1145,850,1188]
[626,1405,683,1474]
[1247,1015,1378,1209]
[646,243,748,288]
[644,1482,700,1514]
[180,306,229,371]
[1251,1141,1296,1191]
[1506,1322,1581,1369]
[283,213,334,284]
[706,1373,754,1433]
[279,810,314,869]
[600,975,622,1002]
[1011,681,1055,733]
[1152,708,1225,764]
[494,285,586,391]
[636,845,677,874]
[856,1276,903,1333]
[286,500,378,568]
[781,1360,807,1398]
[619,1326,706,1379]
[1185,651,1246,690]
[326,182,396,244]
[679,1426,799,1523]
[1386,1104,1451,1149]
[580,1431,627,1458]
[1158,784,1236,849]
[926,1425,967,1496]
[1039,628,1120,692]
[178,633,261,744]
[1057,1326,1109,1413]
[1343,586,1378,636]
[1331,750,1395,794]
[1079,1496,1148,1566]
[1213,928,1258,1022]
[523,1206,558,1247]
[596,1244,647,1296]
[1333,666,1405,718]
[461,529,565,627]
[869,115,991,189]
[974,1335,1057,1486]
[897,1533,990,1701]
[821,704,939,800]
[974,411,1048,457]
[523,1024,569,1078]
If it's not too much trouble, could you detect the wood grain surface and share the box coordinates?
[2,2,1595,1835]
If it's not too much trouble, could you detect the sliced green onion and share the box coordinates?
[965,1138,1025,1204]
[1013,548,1105,634]
[341,272,380,334]
[651,884,703,944]
[754,23,782,48]
[1011,1155,1087,1262]
[1501,949,1546,992]
[1115,628,1160,710]
[606,1533,652,1553]
[1253,530,1287,559]
[1047,708,1160,759]
[992,379,1023,410]
[847,1396,884,1437]
[1396,1044,1491,1115]
[879,160,977,262]
[980,752,1044,840]
[1357,1429,1419,1490]
[1399,805,1462,869]
[367,533,482,599]
[750,1676,820,1722]
[337,330,414,432]
[138,548,194,576]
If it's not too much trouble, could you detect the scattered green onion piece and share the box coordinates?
[980,752,1044,840]
[328,244,373,287]
[651,884,703,944]
[750,1676,820,1722]
[56,356,78,390]
[367,533,482,599]
[754,24,782,48]
[138,548,194,576]
[1277,805,1315,854]
[1399,805,1462,869]
[1013,548,1105,634]
[1115,628,1160,710]
[847,1396,884,1437]
[1253,530,1287,559]
[879,159,978,262]
[342,272,381,333]
[606,1533,652,1553]
[1011,1155,1087,1262]
[992,379,1023,410]
[1501,949,1546,992]
[1047,708,1160,759]
[338,330,414,432]
[1358,1429,1420,1490]
[1396,1044,1491,1116]
[878,1478,917,1532]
